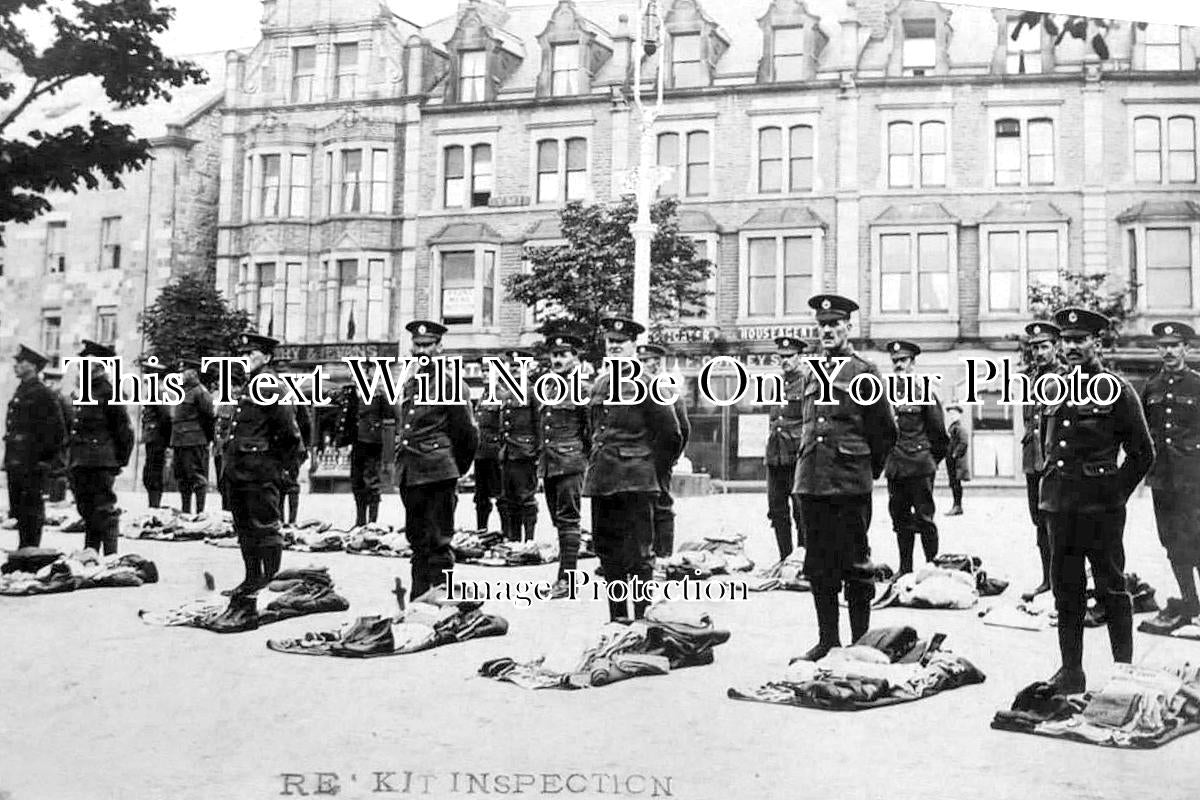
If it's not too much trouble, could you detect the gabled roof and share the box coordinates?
[982,200,1068,224]
[428,222,505,244]
[873,202,958,224]
[1117,200,1200,224]
[743,206,827,229]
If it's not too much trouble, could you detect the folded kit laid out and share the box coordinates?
[728,626,985,711]
[123,509,234,542]
[991,661,1200,749]
[0,547,158,596]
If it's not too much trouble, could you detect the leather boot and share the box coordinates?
[896,531,915,575]
[1106,600,1134,664]
[194,490,206,515]
[501,513,519,543]
[796,587,842,661]
[522,512,537,543]
[945,504,963,516]
[287,493,299,525]
[846,584,874,644]
[354,498,367,527]
[772,525,794,562]
[259,545,283,584]
[148,490,162,509]
[180,492,192,514]
[1052,612,1087,693]
[475,506,490,533]
[1022,541,1052,602]
[1173,563,1200,617]
[229,545,263,598]
[368,502,379,524]
[919,530,939,564]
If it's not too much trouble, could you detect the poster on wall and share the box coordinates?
[737,413,769,458]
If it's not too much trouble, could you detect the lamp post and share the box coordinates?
[630,0,665,340]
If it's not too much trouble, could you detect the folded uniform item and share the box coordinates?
[979,603,1054,631]
[875,566,978,610]
[3,547,63,575]
[267,602,508,657]
[1,550,158,595]
[665,534,755,580]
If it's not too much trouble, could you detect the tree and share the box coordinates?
[504,196,713,358]
[0,0,207,242]
[1011,12,1150,61]
[139,273,251,366]
[1025,270,1137,352]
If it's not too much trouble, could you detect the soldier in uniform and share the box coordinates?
[1021,321,1063,601]
[272,354,310,527]
[68,340,135,555]
[497,348,541,542]
[944,403,968,516]
[395,320,478,600]
[1038,308,1154,693]
[765,336,808,561]
[1140,322,1200,632]
[4,345,66,548]
[335,361,396,527]
[223,333,301,598]
[171,357,215,514]
[883,340,948,576]
[584,317,682,622]
[472,356,503,532]
[139,357,172,509]
[793,296,897,661]
[539,333,591,598]
[212,363,244,511]
[637,343,689,560]
[40,366,74,503]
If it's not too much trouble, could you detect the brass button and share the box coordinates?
[1056,460,1064,467]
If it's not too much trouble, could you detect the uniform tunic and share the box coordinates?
[279,404,311,501]
[213,399,236,508]
[945,418,969,503]
[1023,361,1062,540]
[171,379,215,494]
[472,402,503,527]
[539,382,591,541]
[497,392,541,526]
[765,369,806,557]
[1141,366,1200,565]
[141,403,172,499]
[652,383,690,557]
[336,385,395,508]
[884,393,948,536]
[68,373,135,553]
[4,377,66,548]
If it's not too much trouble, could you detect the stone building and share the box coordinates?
[218,0,1200,484]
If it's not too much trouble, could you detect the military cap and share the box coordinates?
[946,402,963,413]
[808,294,859,322]
[177,357,203,372]
[79,339,116,358]
[237,332,280,354]
[505,348,536,361]
[406,319,447,344]
[545,334,584,353]
[1152,321,1195,345]
[637,343,667,358]
[886,340,921,359]
[1053,308,1110,338]
[138,355,168,373]
[774,336,807,356]
[600,317,645,341]
[1024,321,1060,344]
[42,367,64,380]
[14,344,49,371]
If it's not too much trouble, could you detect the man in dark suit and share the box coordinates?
[40,366,74,504]
[139,356,172,509]
[765,336,807,561]
[395,320,479,600]
[944,403,969,516]
[68,340,135,555]
[171,357,215,514]
[4,345,66,548]
[637,343,689,560]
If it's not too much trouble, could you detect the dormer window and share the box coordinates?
[1005,17,1041,74]
[672,33,706,87]
[292,46,316,102]
[459,50,487,102]
[772,27,805,81]
[902,19,936,75]
[334,43,359,100]
[550,43,580,95]
[1145,24,1182,71]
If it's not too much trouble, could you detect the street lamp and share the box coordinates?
[630,0,666,340]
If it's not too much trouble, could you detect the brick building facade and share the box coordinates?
[214,0,1200,484]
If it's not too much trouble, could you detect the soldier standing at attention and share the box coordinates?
[1139,322,1200,633]
[223,333,301,599]
[139,357,172,509]
[584,317,682,622]
[171,357,215,514]
[497,348,541,543]
[793,296,897,661]
[272,354,310,527]
[1037,308,1153,693]
[69,340,135,555]
[212,363,243,512]
[336,360,396,527]
[1021,321,1063,601]
[765,336,807,561]
[4,345,66,548]
[883,340,948,576]
[636,343,689,560]
[40,366,74,504]
[539,333,591,598]
[395,320,478,601]
[943,403,968,516]
[471,355,503,533]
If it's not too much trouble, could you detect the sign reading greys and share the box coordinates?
[274,341,397,363]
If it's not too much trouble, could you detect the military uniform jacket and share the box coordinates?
[1039,362,1154,513]
[475,403,502,461]
[214,401,236,452]
[223,366,301,483]
[539,387,591,479]
[171,381,215,446]
[947,420,970,480]
[1141,366,1200,490]
[141,404,173,448]
[1022,361,1062,474]
[498,393,541,462]
[4,378,66,470]
[795,349,898,496]
[334,386,395,448]
[884,392,948,479]
[394,366,479,487]
[69,374,135,469]
[766,371,805,467]
[582,372,682,497]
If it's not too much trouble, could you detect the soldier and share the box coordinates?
[793,296,897,661]
[171,357,215,514]
[637,343,689,560]
[40,366,74,504]
[4,345,66,548]
[471,356,503,532]
[943,403,969,516]
[539,333,591,598]
[335,361,396,527]
[765,336,808,561]
[139,357,172,509]
[212,363,244,511]
[1037,308,1154,693]
[584,317,682,622]
[395,320,478,601]
[1020,321,1063,601]
[1140,322,1200,633]
[223,333,301,599]
[272,354,310,527]
[497,348,541,543]
[883,340,948,576]
[68,340,135,555]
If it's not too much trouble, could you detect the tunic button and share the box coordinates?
[1167,423,1173,428]
[1167,408,1174,415]
[818,417,826,423]
[1059,440,1066,447]
[817,436,825,442]
[1168,394,1174,399]
[1166,438,1173,444]
[1098,468,1105,474]
[1057,460,1064,467]
[404,424,410,429]
[402,439,408,445]
[1063,421,1071,427]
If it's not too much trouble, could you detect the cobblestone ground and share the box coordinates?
[1,485,1197,800]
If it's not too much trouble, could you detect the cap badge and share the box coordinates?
[821,299,832,310]
[1033,325,1042,334]
[893,343,901,352]
[615,321,624,330]
[1166,325,1175,334]
[1068,311,1078,323]
[417,324,427,334]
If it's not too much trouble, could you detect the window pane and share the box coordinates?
[774,54,806,82]
[902,19,937,68]
[918,278,950,312]
[674,63,708,87]
[1135,117,1163,150]
[996,135,1021,185]
[774,27,805,55]
[1136,152,1163,183]
[441,251,476,325]
[1147,228,1192,267]
[538,172,558,203]
[674,33,701,61]
[790,125,813,156]
[1146,266,1192,309]
[920,121,945,153]
[1027,230,1059,271]
[340,150,362,212]
[537,139,558,173]
[370,149,389,212]
[289,155,309,217]
[760,127,782,159]
[686,131,709,196]
[471,144,492,206]
[657,133,679,196]
[565,138,586,170]
[889,122,914,154]
[1147,45,1182,71]
[460,51,486,102]
[748,238,778,315]
[790,157,813,192]
[1168,117,1196,182]
[481,251,495,326]
[988,232,1020,312]
[444,146,464,178]
[889,156,911,188]
[918,233,949,312]
[783,237,813,315]
[261,154,281,217]
[759,128,782,192]
[552,43,579,69]
[748,238,775,276]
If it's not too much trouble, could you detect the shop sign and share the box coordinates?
[274,341,397,363]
